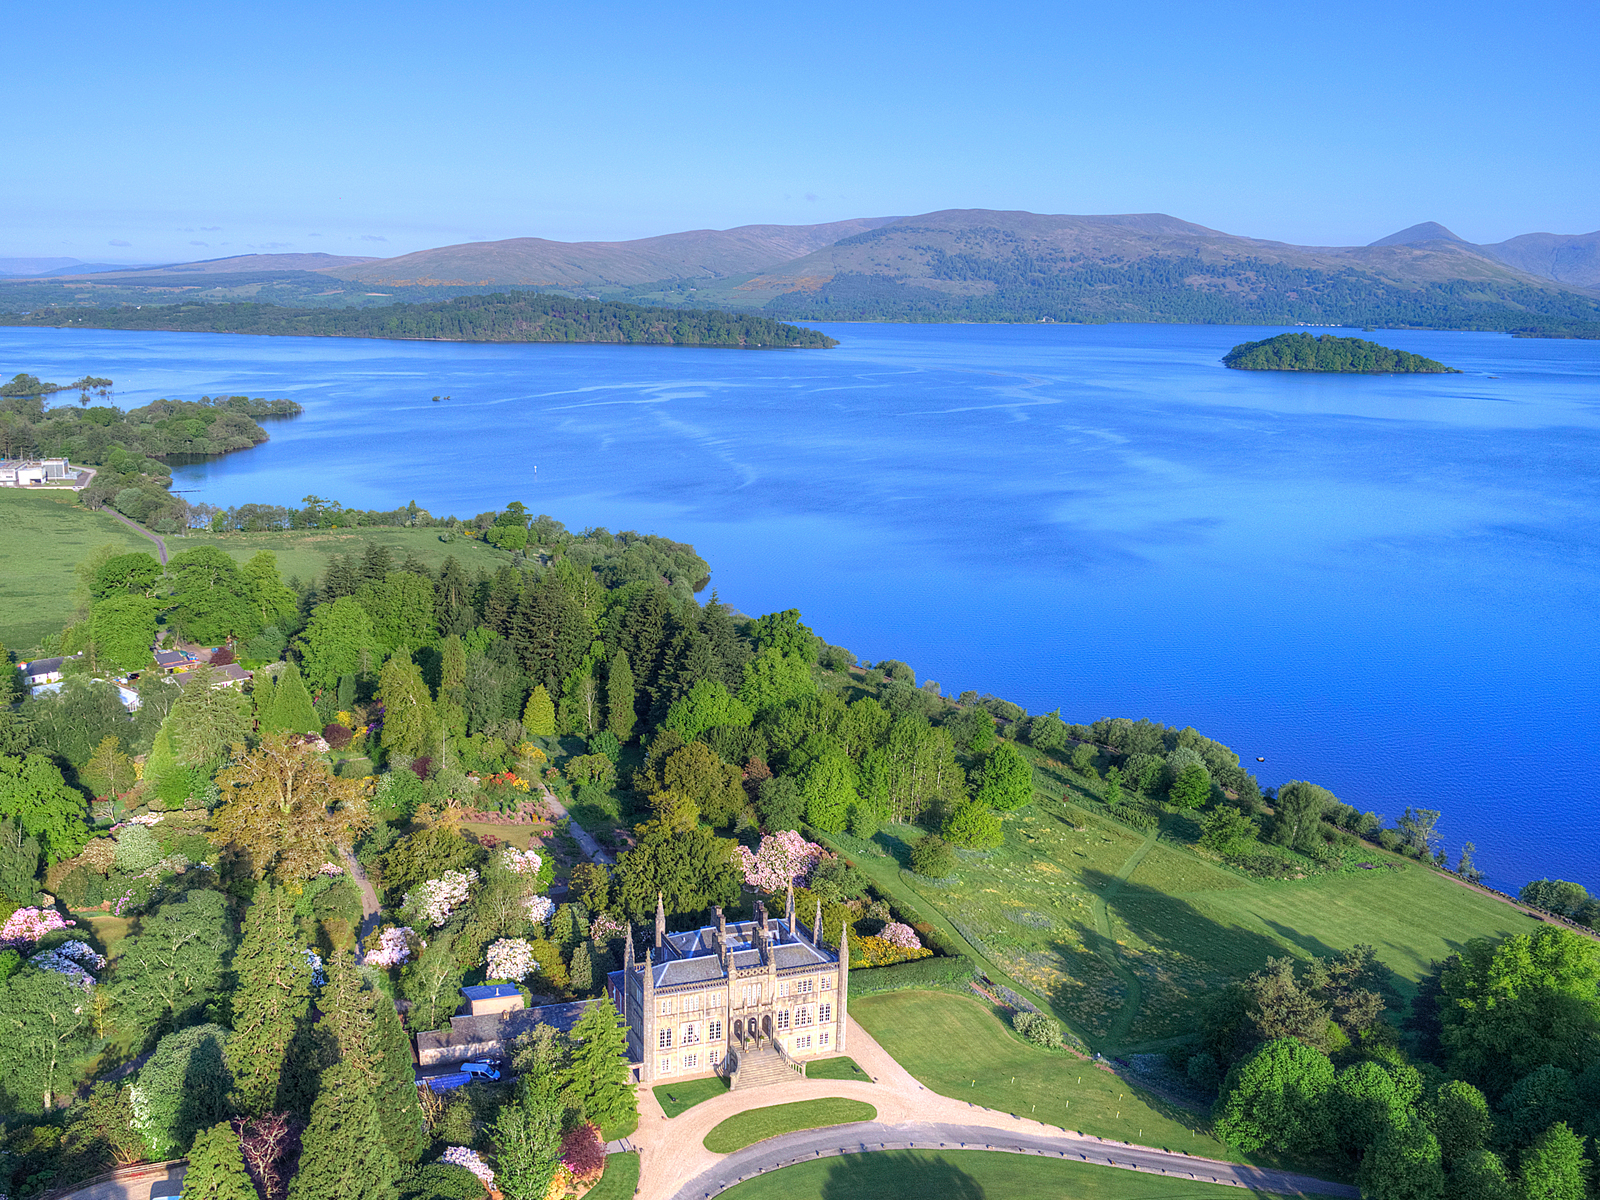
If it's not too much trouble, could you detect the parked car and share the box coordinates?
[462,1060,501,1081]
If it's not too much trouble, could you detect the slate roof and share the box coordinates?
[415,999,595,1060]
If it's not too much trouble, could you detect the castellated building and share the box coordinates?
[606,886,848,1086]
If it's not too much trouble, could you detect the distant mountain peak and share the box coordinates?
[1368,221,1469,248]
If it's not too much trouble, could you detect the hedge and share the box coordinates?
[848,954,977,997]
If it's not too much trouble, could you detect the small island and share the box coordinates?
[1223,332,1459,373]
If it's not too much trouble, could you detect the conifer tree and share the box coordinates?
[492,1074,564,1200]
[181,1121,258,1200]
[378,650,435,759]
[285,1059,398,1200]
[605,651,636,743]
[317,954,379,1076]
[370,987,427,1167]
[558,998,635,1130]
[522,685,556,738]
[437,634,467,738]
[265,662,318,735]
[0,642,21,705]
[226,885,314,1116]
[253,672,278,728]
[568,942,596,996]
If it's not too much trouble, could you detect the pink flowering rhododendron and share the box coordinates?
[440,1146,494,1188]
[485,937,538,982]
[589,911,626,942]
[733,830,825,891]
[402,869,478,927]
[498,846,542,875]
[880,922,921,950]
[524,894,554,925]
[0,907,74,948]
[364,926,414,968]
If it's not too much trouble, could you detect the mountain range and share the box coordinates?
[5,212,1598,334]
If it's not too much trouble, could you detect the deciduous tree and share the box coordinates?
[131,1024,233,1158]
[295,598,378,692]
[0,752,91,862]
[973,741,1033,811]
[110,889,235,1044]
[0,962,102,1112]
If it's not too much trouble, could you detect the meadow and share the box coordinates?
[717,1147,1283,1200]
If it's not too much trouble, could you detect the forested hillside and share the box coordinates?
[0,292,836,348]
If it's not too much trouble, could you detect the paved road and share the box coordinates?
[669,1120,1358,1200]
[104,506,168,563]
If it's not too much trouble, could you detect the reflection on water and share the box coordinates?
[4,320,1599,891]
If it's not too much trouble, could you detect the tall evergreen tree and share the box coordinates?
[226,885,314,1116]
[378,650,436,759]
[568,943,596,996]
[262,662,318,735]
[491,1074,563,1200]
[605,651,636,743]
[699,591,749,691]
[559,998,636,1131]
[614,587,670,709]
[433,556,475,639]
[319,554,360,602]
[180,1121,258,1200]
[359,542,394,587]
[370,989,427,1167]
[522,685,556,738]
[511,574,591,693]
[285,1059,398,1200]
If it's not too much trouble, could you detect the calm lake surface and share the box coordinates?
[5,321,1599,893]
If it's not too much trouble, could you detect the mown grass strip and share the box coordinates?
[702,1099,877,1154]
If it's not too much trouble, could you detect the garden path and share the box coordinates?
[1092,818,1163,1048]
[342,849,382,947]
[637,1016,1355,1200]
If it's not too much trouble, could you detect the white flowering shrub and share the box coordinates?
[440,1146,494,1188]
[524,894,554,926]
[485,937,538,982]
[498,846,543,875]
[364,925,415,968]
[402,869,478,927]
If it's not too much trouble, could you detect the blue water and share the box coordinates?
[5,321,1599,893]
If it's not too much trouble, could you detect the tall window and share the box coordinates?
[819,1031,830,1047]
[796,978,814,994]
[710,1049,721,1067]
[658,1028,673,1049]
[682,1053,698,1070]
[741,983,761,1007]
[658,998,673,1015]
[684,993,701,1011]
[659,1056,672,1075]
[776,981,789,998]
[708,1019,723,1040]
[682,1023,700,1045]
[821,976,832,990]
[775,1009,790,1031]
[819,1003,832,1024]
[795,1008,812,1028]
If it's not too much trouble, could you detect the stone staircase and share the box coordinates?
[728,1046,802,1090]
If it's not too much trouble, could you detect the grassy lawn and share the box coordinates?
[839,773,1525,1050]
[167,525,507,586]
[702,1099,877,1154]
[853,991,1225,1158]
[805,1056,871,1083]
[0,490,152,649]
[584,1151,639,1200]
[653,1075,730,1118]
[717,1149,1282,1200]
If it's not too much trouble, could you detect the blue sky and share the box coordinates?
[6,0,1597,263]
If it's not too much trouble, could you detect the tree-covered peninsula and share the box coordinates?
[1223,332,1459,373]
[0,292,837,348]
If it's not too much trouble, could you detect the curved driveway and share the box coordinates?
[636,1017,1355,1200]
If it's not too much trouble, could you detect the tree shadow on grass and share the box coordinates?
[819,1151,984,1200]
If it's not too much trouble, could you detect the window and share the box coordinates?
[821,976,832,990]
[682,1024,700,1046]
[776,981,789,998]
[796,978,814,995]
[708,1019,722,1040]
[682,1053,698,1070]
[819,1003,832,1024]
[799,1008,815,1027]
[658,1028,673,1049]
[795,1035,813,1050]
[710,1050,721,1067]
[741,983,761,1007]
[658,998,673,1016]
[659,1057,672,1075]
[775,1009,790,1031]
[819,1031,830,1047]
[685,993,701,1011]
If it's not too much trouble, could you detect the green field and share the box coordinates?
[805,1056,871,1083]
[703,1099,877,1154]
[585,1151,639,1200]
[839,778,1523,1051]
[853,992,1225,1159]
[654,1075,731,1118]
[0,491,152,648]
[162,523,510,587]
[717,1149,1281,1200]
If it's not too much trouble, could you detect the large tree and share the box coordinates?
[0,752,90,863]
[285,1058,399,1200]
[167,547,260,645]
[558,998,635,1132]
[259,662,318,736]
[131,1024,234,1158]
[491,1074,564,1200]
[1516,1124,1588,1200]
[111,889,235,1044]
[357,572,437,656]
[0,964,103,1112]
[1358,1113,1445,1200]
[973,741,1033,811]
[210,734,371,881]
[241,552,298,632]
[294,597,378,693]
[738,648,816,715]
[1439,927,1600,1096]
[612,816,740,922]
[371,987,427,1166]
[1211,1037,1334,1154]
[378,650,436,760]
[225,885,314,1115]
[93,551,164,600]
[180,1120,259,1200]
[605,650,636,743]
[168,666,252,769]
[90,594,161,674]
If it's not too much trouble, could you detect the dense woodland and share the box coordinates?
[3,496,1600,1200]
[1222,333,1459,373]
[0,293,838,349]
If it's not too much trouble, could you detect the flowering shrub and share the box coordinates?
[589,911,626,942]
[880,922,921,950]
[440,1146,494,1189]
[316,861,345,877]
[524,895,554,925]
[0,907,74,949]
[322,723,353,751]
[733,830,825,892]
[514,742,547,765]
[364,926,414,968]
[113,812,165,830]
[303,948,326,987]
[560,1123,606,1181]
[850,936,932,969]
[402,869,478,927]
[30,939,106,989]
[485,937,537,982]
[498,846,543,876]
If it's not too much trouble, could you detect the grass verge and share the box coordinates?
[804,1056,871,1083]
[584,1151,639,1200]
[653,1075,730,1118]
[703,1099,877,1154]
[716,1149,1282,1200]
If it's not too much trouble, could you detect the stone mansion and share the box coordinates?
[607,887,848,1085]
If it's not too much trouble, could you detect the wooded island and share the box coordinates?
[1223,332,1459,373]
